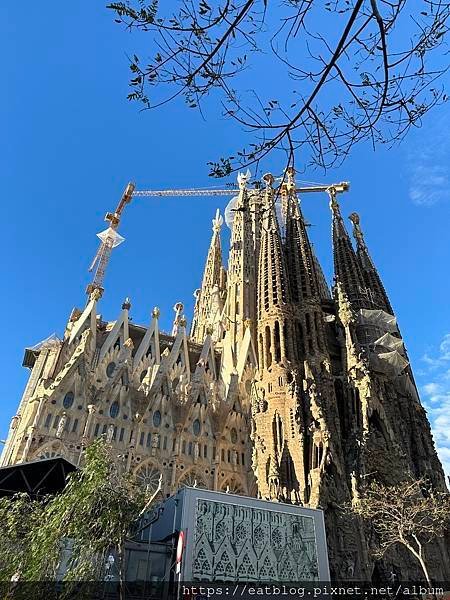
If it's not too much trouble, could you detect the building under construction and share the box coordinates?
[1,168,449,581]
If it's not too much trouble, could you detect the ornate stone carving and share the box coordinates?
[56,413,67,439]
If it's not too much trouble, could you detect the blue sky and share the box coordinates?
[2,3,450,477]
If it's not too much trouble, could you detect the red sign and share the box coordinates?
[176,530,185,565]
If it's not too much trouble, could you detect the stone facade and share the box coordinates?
[1,168,449,580]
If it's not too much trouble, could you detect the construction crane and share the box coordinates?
[132,182,349,198]
[86,177,349,297]
[86,182,135,296]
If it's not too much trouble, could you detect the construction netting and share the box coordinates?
[359,309,409,374]
[374,332,405,351]
[377,350,409,372]
[358,308,397,332]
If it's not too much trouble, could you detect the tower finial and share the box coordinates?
[237,169,251,190]
[285,166,296,192]
[349,212,366,248]
[328,187,340,217]
[262,172,274,189]
[171,302,184,336]
[212,209,223,233]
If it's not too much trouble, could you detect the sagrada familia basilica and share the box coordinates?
[1,168,448,579]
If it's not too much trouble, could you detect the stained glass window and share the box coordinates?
[106,362,116,378]
[153,410,161,427]
[63,391,74,409]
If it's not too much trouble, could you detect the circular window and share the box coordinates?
[110,401,119,418]
[135,465,162,494]
[193,419,201,436]
[39,450,60,460]
[230,428,238,444]
[106,362,116,378]
[63,391,74,409]
[179,471,206,489]
[152,410,161,427]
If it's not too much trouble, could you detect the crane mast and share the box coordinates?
[86,177,349,298]
[86,182,135,297]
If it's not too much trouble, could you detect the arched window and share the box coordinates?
[230,428,238,444]
[312,442,323,469]
[314,312,324,351]
[265,326,272,368]
[63,391,74,409]
[283,322,289,360]
[296,321,305,358]
[274,321,281,363]
[152,410,161,427]
[106,362,116,378]
[110,401,119,418]
[334,379,347,437]
[193,419,201,436]
[259,334,264,369]
[305,313,312,335]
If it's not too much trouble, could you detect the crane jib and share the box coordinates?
[85,179,349,298]
[131,183,349,198]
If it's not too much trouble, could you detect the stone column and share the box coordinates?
[21,397,47,462]
[78,404,97,465]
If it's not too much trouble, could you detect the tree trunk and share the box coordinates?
[403,541,432,588]
[118,541,124,600]
[417,553,432,589]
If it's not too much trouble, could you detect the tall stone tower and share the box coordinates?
[1,168,448,581]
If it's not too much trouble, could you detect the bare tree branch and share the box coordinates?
[108,0,450,175]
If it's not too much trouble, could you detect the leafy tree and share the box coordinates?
[0,492,44,582]
[0,438,162,595]
[351,477,450,585]
[107,0,450,175]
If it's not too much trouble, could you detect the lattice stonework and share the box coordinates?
[134,464,162,494]
[179,471,207,489]
[192,499,319,582]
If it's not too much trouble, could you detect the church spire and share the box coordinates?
[253,173,306,503]
[284,167,329,359]
[284,167,326,303]
[330,190,369,310]
[256,171,293,377]
[223,169,259,355]
[191,209,225,343]
[257,173,290,326]
[349,212,393,315]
